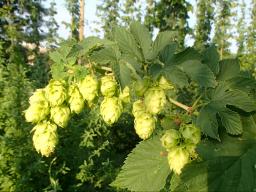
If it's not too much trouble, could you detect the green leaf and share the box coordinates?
[90,46,120,65]
[178,60,216,87]
[219,108,242,135]
[111,136,170,192]
[130,21,152,60]
[217,59,240,81]
[159,43,177,65]
[163,65,188,87]
[149,31,176,60]
[173,135,256,192]
[113,26,143,61]
[202,45,220,75]
[197,103,220,140]
[171,47,201,65]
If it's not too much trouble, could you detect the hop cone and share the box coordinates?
[134,112,155,140]
[100,97,123,125]
[32,122,58,157]
[100,75,117,97]
[68,84,84,114]
[78,75,98,103]
[161,129,181,150]
[132,100,145,118]
[134,77,150,97]
[25,93,49,123]
[180,124,201,145]
[119,86,130,103]
[168,147,190,175]
[50,105,70,128]
[144,87,166,114]
[158,76,174,90]
[45,80,67,106]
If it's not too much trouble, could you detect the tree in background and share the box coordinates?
[144,0,156,32]
[213,0,233,59]
[236,0,246,56]
[96,0,120,38]
[194,0,214,50]
[65,0,80,40]
[121,0,142,26]
[153,0,192,48]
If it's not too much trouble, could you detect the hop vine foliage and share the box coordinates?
[24,22,256,192]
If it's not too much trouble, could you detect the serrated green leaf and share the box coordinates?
[49,51,62,64]
[171,47,201,65]
[163,65,188,87]
[202,45,220,75]
[113,26,143,61]
[130,21,152,60]
[196,103,220,140]
[178,60,216,87]
[90,46,120,65]
[111,136,170,192]
[159,43,177,65]
[217,59,240,81]
[173,135,256,192]
[119,60,132,88]
[149,31,176,60]
[219,108,242,135]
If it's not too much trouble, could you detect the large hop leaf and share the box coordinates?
[168,146,190,175]
[45,80,67,106]
[78,74,98,103]
[68,84,84,114]
[50,105,70,128]
[100,97,123,125]
[180,124,201,145]
[32,122,58,157]
[100,75,118,97]
[134,77,150,97]
[144,87,166,115]
[25,100,49,123]
[134,112,156,140]
[132,99,145,117]
[161,129,181,150]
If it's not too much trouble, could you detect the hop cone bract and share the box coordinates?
[78,75,98,103]
[68,84,84,114]
[134,112,155,140]
[119,86,130,103]
[132,100,145,117]
[45,80,67,106]
[50,105,70,128]
[161,129,181,150]
[100,97,123,125]
[144,87,166,114]
[32,122,58,157]
[100,75,117,97]
[180,124,201,145]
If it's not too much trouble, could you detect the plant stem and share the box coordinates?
[167,97,192,112]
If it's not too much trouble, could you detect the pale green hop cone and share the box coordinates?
[78,74,98,103]
[29,88,47,104]
[167,147,190,175]
[50,105,70,128]
[45,80,67,106]
[25,100,49,123]
[158,76,174,90]
[161,129,181,150]
[68,84,84,114]
[100,97,123,125]
[180,124,201,145]
[144,87,166,115]
[132,100,145,117]
[119,86,130,103]
[134,112,155,140]
[32,122,58,157]
[100,75,117,97]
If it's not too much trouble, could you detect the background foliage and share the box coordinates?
[0,0,256,191]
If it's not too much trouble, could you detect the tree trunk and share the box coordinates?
[79,0,85,41]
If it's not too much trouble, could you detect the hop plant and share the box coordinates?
[25,100,49,123]
[132,100,145,117]
[167,147,190,175]
[45,80,67,106]
[134,77,150,97]
[161,129,181,150]
[119,86,130,103]
[185,143,198,159]
[68,84,84,114]
[50,105,70,128]
[29,88,46,104]
[78,74,98,103]
[144,87,166,114]
[134,112,155,140]
[158,76,174,90]
[180,124,201,145]
[100,75,117,97]
[32,122,58,157]
[100,97,123,125]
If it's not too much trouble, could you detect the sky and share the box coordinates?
[43,0,251,52]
